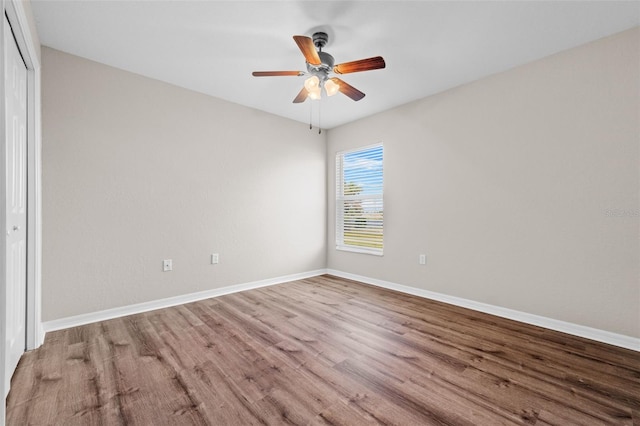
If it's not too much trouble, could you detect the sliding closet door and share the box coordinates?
[4,14,28,395]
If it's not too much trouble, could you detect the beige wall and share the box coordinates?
[41,47,326,321]
[43,28,639,338]
[327,28,640,338]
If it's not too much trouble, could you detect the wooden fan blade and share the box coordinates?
[252,71,304,77]
[333,56,386,74]
[293,87,308,103]
[331,77,365,101]
[293,35,321,66]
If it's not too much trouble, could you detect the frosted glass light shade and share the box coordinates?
[304,76,320,91]
[324,79,339,96]
[308,87,321,100]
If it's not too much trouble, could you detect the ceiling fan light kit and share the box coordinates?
[324,78,340,96]
[252,31,386,103]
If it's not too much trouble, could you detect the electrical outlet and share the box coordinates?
[211,253,219,264]
[419,254,426,265]
[163,259,172,272]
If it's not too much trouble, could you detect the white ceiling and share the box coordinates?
[31,1,640,129]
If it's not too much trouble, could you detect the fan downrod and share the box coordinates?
[312,32,329,51]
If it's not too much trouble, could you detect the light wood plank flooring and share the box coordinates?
[7,275,640,425]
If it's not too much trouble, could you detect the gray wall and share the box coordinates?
[327,28,640,338]
[42,47,326,320]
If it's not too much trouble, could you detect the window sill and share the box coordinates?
[336,245,384,256]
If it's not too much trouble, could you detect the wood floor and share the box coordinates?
[6,275,640,425]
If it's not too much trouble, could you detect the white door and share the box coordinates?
[4,15,28,394]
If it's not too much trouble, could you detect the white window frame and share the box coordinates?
[335,143,384,256]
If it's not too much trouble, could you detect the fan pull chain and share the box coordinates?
[318,100,322,134]
[307,98,322,135]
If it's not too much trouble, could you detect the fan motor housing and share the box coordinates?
[305,31,333,80]
[307,51,334,79]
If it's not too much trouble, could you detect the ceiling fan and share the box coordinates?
[252,31,386,103]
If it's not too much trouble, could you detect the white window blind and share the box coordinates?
[336,143,383,255]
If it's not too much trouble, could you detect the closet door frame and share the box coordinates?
[1,0,42,420]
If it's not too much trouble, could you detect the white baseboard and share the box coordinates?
[40,268,639,352]
[41,269,326,334]
[326,269,640,352]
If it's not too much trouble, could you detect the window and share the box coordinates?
[336,143,383,255]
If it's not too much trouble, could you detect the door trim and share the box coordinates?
[1,0,42,418]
